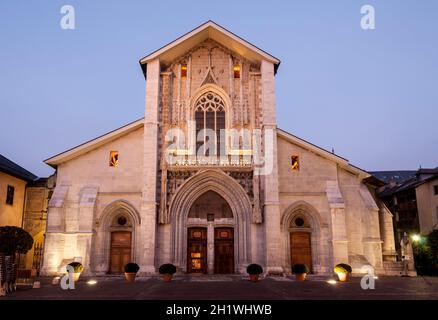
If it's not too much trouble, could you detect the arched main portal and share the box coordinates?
[169,170,252,274]
[187,191,235,274]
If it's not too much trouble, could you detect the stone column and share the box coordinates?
[359,184,384,270]
[77,186,98,274]
[330,208,349,265]
[139,58,160,274]
[207,223,214,274]
[260,60,283,274]
[378,203,397,262]
[40,185,69,276]
[326,181,349,266]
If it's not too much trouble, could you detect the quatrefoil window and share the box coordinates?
[195,92,225,112]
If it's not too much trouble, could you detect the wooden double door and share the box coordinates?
[110,231,132,273]
[187,227,234,274]
[290,232,312,272]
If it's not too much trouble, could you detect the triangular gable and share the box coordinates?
[277,128,370,179]
[44,118,144,168]
[201,68,219,86]
[139,20,280,78]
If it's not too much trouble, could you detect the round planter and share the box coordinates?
[295,273,307,281]
[249,274,259,282]
[73,272,81,282]
[125,272,137,283]
[336,272,350,282]
[162,274,173,282]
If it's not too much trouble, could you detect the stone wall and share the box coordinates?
[277,134,386,274]
[41,127,144,275]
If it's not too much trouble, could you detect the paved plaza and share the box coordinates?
[2,275,438,300]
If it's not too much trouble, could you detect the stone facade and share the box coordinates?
[41,21,398,276]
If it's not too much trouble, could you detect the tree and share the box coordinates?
[428,230,438,273]
[0,226,34,295]
[0,226,33,255]
[428,230,438,256]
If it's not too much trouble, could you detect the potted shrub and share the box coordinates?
[67,262,84,282]
[124,262,140,282]
[292,264,310,281]
[0,226,33,295]
[334,263,352,282]
[246,263,263,282]
[159,263,176,282]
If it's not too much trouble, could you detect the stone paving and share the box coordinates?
[2,275,438,300]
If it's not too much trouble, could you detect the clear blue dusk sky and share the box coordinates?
[0,1,437,177]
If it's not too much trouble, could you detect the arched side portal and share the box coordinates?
[169,169,252,273]
[91,200,141,274]
[281,201,328,274]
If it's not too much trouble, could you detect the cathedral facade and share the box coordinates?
[41,21,398,276]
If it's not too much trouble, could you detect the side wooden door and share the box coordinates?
[110,231,132,273]
[290,232,312,272]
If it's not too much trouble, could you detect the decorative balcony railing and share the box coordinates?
[169,154,253,167]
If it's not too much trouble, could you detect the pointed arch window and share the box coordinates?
[194,92,225,156]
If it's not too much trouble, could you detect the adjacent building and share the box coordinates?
[0,154,37,227]
[374,168,438,250]
[0,154,54,276]
[41,21,399,276]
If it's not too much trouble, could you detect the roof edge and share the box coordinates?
[44,118,145,167]
[0,154,38,182]
[277,128,370,178]
[139,20,281,79]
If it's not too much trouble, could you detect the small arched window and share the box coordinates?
[194,92,225,156]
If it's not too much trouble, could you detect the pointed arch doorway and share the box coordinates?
[281,201,325,274]
[169,169,252,274]
[186,190,235,274]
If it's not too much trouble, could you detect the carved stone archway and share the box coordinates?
[91,200,141,274]
[169,169,252,273]
[281,201,329,274]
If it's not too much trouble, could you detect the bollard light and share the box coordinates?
[326,279,337,285]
